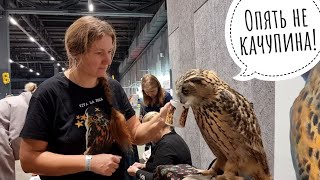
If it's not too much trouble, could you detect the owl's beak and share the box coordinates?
[179,96,187,104]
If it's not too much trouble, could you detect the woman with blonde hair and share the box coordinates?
[19,16,169,180]
[24,82,37,93]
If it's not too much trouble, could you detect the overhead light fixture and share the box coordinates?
[20,65,24,68]
[88,0,94,11]
[9,16,58,67]
[9,17,18,25]
[9,59,13,63]
[29,36,35,42]
[29,69,33,72]
[62,67,66,71]
[36,72,40,76]
[57,63,61,66]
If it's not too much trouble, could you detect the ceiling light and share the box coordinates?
[29,69,33,72]
[9,17,18,25]
[40,47,45,51]
[62,67,66,71]
[36,72,40,76]
[9,59,13,63]
[57,63,61,66]
[20,65,24,68]
[50,56,55,60]
[29,36,35,42]
[89,4,94,11]
[88,0,94,11]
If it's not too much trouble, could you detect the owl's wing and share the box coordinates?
[220,88,269,170]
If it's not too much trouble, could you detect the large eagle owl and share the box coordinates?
[290,62,320,180]
[175,69,271,180]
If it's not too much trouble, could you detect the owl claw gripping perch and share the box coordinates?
[175,69,272,180]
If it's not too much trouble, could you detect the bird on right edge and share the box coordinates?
[290,62,320,180]
[175,69,272,180]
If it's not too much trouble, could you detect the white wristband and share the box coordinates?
[85,155,92,171]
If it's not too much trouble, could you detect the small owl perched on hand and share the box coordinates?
[290,62,320,180]
[175,69,271,180]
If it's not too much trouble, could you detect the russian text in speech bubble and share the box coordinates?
[225,0,320,81]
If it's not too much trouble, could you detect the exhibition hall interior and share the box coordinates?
[2,0,316,179]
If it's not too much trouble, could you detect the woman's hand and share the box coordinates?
[127,165,139,176]
[127,102,171,145]
[132,162,146,169]
[90,154,121,176]
[127,162,146,176]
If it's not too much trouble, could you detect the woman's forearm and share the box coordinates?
[20,139,122,176]
[21,150,85,176]
[20,139,85,176]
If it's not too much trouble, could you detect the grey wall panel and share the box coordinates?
[193,0,210,13]
[167,0,181,35]
[178,0,196,72]
[168,28,181,92]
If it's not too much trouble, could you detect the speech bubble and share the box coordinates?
[225,0,320,81]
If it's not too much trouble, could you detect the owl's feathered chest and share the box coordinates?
[191,92,260,161]
[290,75,320,179]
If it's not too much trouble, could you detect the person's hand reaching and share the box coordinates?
[127,165,139,176]
[132,162,146,169]
[127,162,146,176]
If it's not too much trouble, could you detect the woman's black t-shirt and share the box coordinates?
[20,73,135,180]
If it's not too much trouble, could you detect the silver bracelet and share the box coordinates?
[85,155,93,171]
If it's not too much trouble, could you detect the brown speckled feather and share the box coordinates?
[291,63,320,180]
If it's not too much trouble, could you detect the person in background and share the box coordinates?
[19,16,169,180]
[24,82,38,93]
[139,74,172,151]
[127,112,192,180]
[0,82,36,180]
[140,74,172,119]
